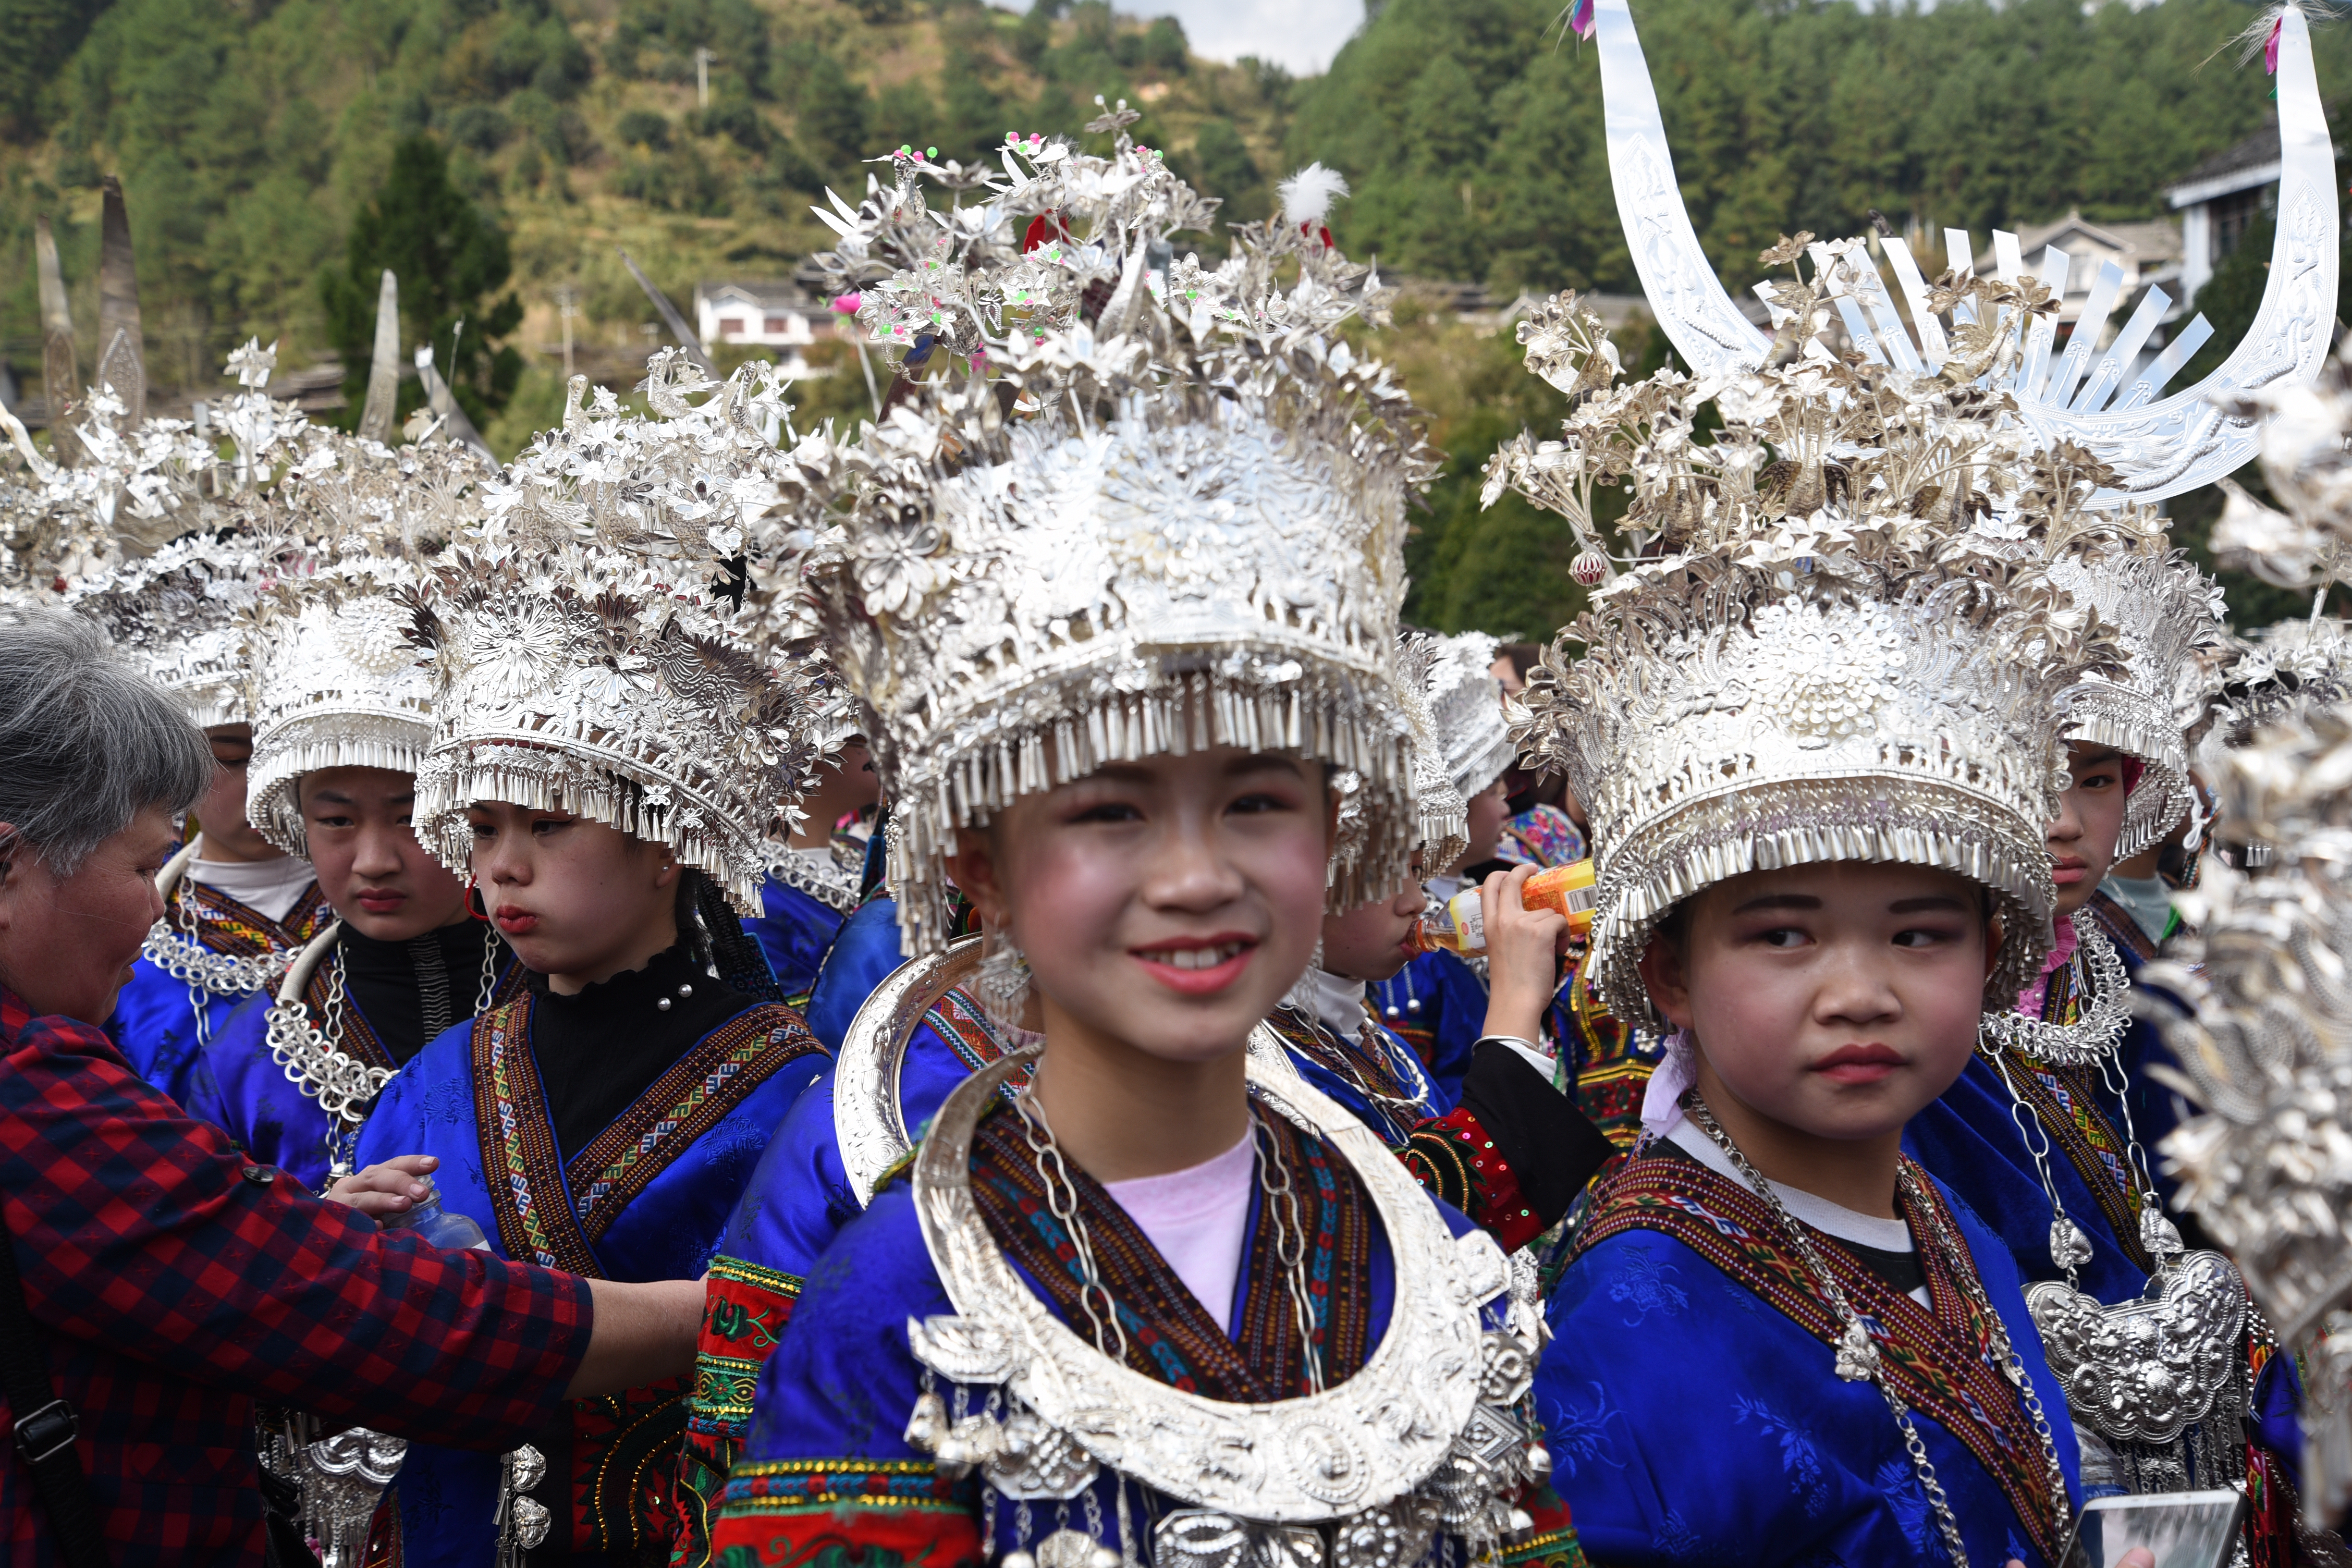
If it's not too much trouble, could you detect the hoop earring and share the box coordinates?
[975,925,1033,1036]
[465,874,492,924]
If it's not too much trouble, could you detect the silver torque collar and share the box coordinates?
[836,936,989,1206]
[902,1041,1534,1536]
[770,842,865,916]
[1978,913,2133,1071]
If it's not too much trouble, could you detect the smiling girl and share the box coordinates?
[705,233,1579,1568]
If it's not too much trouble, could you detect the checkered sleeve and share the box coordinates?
[0,1010,593,1448]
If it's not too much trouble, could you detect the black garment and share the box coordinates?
[1648,1135,1929,1296]
[525,940,753,1158]
[1455,1039,1614,1230]
[339,920,506,1067]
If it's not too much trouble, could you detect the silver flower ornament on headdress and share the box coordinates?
[411,542,830,915]
[63,528,298,728]
[812,112,1220,378]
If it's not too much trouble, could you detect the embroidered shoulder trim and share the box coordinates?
[571,1003,826,1237]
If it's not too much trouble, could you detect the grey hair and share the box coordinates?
[0,606,216,876]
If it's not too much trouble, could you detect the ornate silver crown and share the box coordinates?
[1495,279,2121,1026]
[771,140,1433,954]
[241,435,497,853]
[63,528,296,728]
[2043,546,2224,859]
[1421,630,1513,803]
[435,355,855,912]
[411,541,834,915]
[246,549,439,856]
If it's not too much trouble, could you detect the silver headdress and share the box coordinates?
[4,338,335,600]
[245,547,441,856]
[1494,283,2122,1026]
[778,139,1434,954]
[62,528,296,728]
[1420,630,1513,803]
[1589,0,2337,502]
[412,363,841,913]
[234,409,499,853]
[2041,545,2223,859]
[1329,635,1468,888]
[2145,710,2352,1523]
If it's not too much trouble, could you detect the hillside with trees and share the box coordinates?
[2,0,2337,634]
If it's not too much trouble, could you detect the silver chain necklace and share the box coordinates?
[1978,912,2132,1070]
[271,924,506,1179]
[1013,1087,1325,1394]
[1686,1097,2071,1568]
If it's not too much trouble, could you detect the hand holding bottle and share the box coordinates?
[1477,864,1574,1048]
[1411,859,1596,959]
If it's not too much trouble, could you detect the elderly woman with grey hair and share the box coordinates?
[0,607,704,1566]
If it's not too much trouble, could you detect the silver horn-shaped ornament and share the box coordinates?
[1594,0,2338,503]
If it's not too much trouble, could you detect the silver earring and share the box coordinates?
[975,927,1032,1036]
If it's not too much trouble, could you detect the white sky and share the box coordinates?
[1140,0,1364,74]
[996,0,1365,77]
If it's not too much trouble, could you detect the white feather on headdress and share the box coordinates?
[1278,163,1351,227]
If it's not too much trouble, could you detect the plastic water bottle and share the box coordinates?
[382,1191,491,1251]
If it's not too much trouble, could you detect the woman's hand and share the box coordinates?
[1478,864,1570,1046]
[326,1154,439,1221]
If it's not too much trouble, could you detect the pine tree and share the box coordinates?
[318,135,524,430]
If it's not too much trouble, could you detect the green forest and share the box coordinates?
[1,0,2339,635]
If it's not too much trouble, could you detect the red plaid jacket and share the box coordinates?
[0,986,595,1566]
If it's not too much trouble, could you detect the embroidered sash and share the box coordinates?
[471,994,826,1271]
[966,1104,1375,1402]
[468,994,826,1556]
[1578,1153,2065,1565]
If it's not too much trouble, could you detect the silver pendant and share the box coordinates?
[299,1426,406,1568]
[2049,1216,2094,1273]
[2024,1251,2247,1444]
[1834,1318,1880,1381]
[985,1408,1100,1501]
[494,1444,552,1566]
[1154,1510,1323,1568]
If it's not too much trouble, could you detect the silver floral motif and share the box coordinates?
[2024,1252,2248,1446]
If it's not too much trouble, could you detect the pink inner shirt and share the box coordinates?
[1101,1128,1258,1336]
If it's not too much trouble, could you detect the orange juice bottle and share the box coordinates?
[1409,860,1596,958]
